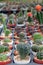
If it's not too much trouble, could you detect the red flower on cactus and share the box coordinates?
[27,12,32,17]
[35,5,42,11]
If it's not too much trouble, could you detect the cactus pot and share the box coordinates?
[14,55,31,64]
[33,57,43,64]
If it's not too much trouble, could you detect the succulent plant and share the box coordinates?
[4,29,11,36]
[17,43,30,59]
[35,5,43,24]
[0,54,7,61]
[0,45,9,53]
[32,45,39,52]
[33,33,43,44]
[37,51,43,60]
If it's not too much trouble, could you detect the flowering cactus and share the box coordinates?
[27,12,33,23]
[35,5,43,24]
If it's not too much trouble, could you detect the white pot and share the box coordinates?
[17,22,25,27]
[14,56,31,64]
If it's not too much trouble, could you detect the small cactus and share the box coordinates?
[17,43,30,59]
[37,51,43,60]
[33,33,43,44]
[32,45,39,52]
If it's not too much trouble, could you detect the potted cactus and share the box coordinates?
[0,45,12,56]
[35,5,43,24]
[27,12,34,25]
[1,38,13,50]
[14,43,31,64]
[0,54,11,65]
[31,45,39,56]
[17,17,25,27]
[0,24,12,39]
[34,51,43,64]
[7,14,16,28]
[35,5,43,32]
[1,28,12,39]
[33,32,43,45]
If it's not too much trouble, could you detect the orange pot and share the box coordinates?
[34,57,43,64]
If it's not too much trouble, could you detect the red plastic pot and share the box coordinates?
[7,24,16,28]
[33,57,43,64]
[0,58,11,65]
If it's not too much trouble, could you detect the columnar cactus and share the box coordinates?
[35,5,43,24]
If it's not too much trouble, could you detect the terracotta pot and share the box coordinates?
[34,57,43,64]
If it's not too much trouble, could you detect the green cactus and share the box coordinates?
[4,29,11,36]
[36,11,43,24]
[33,33,43,43]
[17,43,30,59]
[37,51,43,60]
[28,16,32,23]
[32,45,39,52]
[0,45,9,53]
[0,54,7,61]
